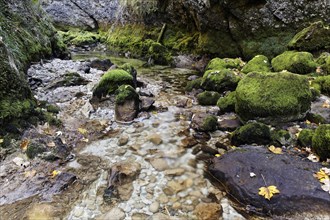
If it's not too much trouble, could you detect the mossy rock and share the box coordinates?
[312,124,330,161]
[288,21,330,52]
[26,143,47,159]
[201,69,241,93]
[115,85,139,105]
[185,78,202,92]
[231,122,271,146]
[235,72,312,124]
[271,51,317,74]
[59,30,105,46]
[315,52,330,75]
[46,104,60,114]
[148,42,172,65]
[241,55,271,74]
[306,113,326,125]
[216,91,236,113]
[206,58,243,71]
[197,91,221,106]
[201,115,218,132]
[297,129,314,148]
[93,69,134,98]
[313,75,330,96]
[271,129,292,146]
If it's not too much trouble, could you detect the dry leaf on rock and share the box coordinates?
[314,169,329,183]
[321,179,330,194]
[51,170,61,178]
[268,145,282,154]
[78,127,88,135]
[258,185,280,200]
[20,139,30,151]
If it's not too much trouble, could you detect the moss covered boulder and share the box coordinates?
[201,69,240,93]
[241,55,271,74]
[197,91,221,106]
[313,75,330,96]
[288,21,330,52]
[185,78,202,92]
[148,42,172,65]
[298,129,314,148]
[216,91,236,113]
[271,51,317,74]
[235,72,312,124]
[115,85,140,122]
[93,69,134,98]
[312,124,330,161]
[231,122,271,146]
[206,58,243,71]
[59,30,105,47]
[191,113,218,132]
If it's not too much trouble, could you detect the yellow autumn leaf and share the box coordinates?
[314,169,329,183]
[268,145,282,154]
[0,139,3,144]
[305,120,311,124]
[258,185,280,200]
[20,139,30,151]
[215,154,221,157]
[51,170,61,178]
[78,127,88,135]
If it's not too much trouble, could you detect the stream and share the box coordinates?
[0,53,245,219]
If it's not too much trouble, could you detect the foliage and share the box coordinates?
[258,185,280,200]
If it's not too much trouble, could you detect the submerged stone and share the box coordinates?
[271,51,317,74]
[241,55,271,74]
[208,146,330,218]
[235,72,312,124]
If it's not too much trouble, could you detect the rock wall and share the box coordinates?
[0,0,65,135]
[41,0,330,58]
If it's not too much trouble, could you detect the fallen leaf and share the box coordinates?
[307,153,319,162]
[47,141,56,147]
[51,170,61,178]
[268,145,282,154]
[258,185,280,200]
[314,169,329,183]
[78,128,87,135]
[321,179,330,194]
[0,139,3,144]
[24,170,36,178]
[20,139,30,151]
[215,154,221,157]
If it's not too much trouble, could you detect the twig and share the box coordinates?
[261,174,267,186]
[164,205,171,216]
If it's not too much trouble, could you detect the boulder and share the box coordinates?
[191,113,218,132]
[288,21,330,52]
[197,91,221,106]
[231,122,271,146]
[297,129,314,148]
[206,58,243,71]
[312,124,330,161]
[89,58,113,71]
[216,91,236,113]
[271,51,317,74]
[185,78,203,92]
[93,69,134,98]
[208,146,330,218]
[201,69,241,93]
[235,72,312,124]
[241,55,271,74]
[115,85,140,122]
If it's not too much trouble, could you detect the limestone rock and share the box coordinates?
[195,203,222,220]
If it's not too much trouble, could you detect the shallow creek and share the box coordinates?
[0,54,245,219]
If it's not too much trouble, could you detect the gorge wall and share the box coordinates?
[41,0,330,59]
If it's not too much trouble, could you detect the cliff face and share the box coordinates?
[0,0,64,134]
[41,0,330,58]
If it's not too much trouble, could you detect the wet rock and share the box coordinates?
[47,72,90,89]
[193,132,211,142]
[163,180,184,195]
[89,58,113,71]
[149,201,160,213]
[97,207,125,220]
[47,172,77,194]
[236,72,312,124]
[115,85,140,122]
[218,114,241,131]
[191,113,218,132]
[118,135,129,146]
[147,134,163,145]
[208,146,330,217]
[148,158,169,171]
[140,96,155,111]
[201,145,218,155]
[180,137,198,148]
[195,203,222,220]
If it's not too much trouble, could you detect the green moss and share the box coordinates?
[313,75,330,96]
[288,21,330,52]
[201,69,241,92]
[148,42,172,65]
[235,72,312,124]
[26,143,46,159]
[197,91,221,106]
[271,129,292,146]
[231,122,271,146]
[312,124,330,161]
[216,91,236,113]
[201,115,218,132]
[185,78,202,92]
[306,113,326,125]
[119,63,136,76]
[115,85,139,105]
[46,104,60,114]
[93,69,134,98]
[59,30,106,46]
[206,58,243,71]
[271,51,317,74]
[241,55,271,74]
[298,129,314,147]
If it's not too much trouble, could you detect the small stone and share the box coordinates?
[150,213,171,220]
[184,178,194,188]
[149,158,169,171]
[163,180,184,195]
[172,202,181,210]
[157,194,169,204]
[149,202,160,213]
[73,207,84,217]
[132,213,150,220]
[164,168,185,176]
[118,135,129,146]
[148,134,163,145]
[97,207,125,220]
[195,203,222,220]
[189,190,203,198]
